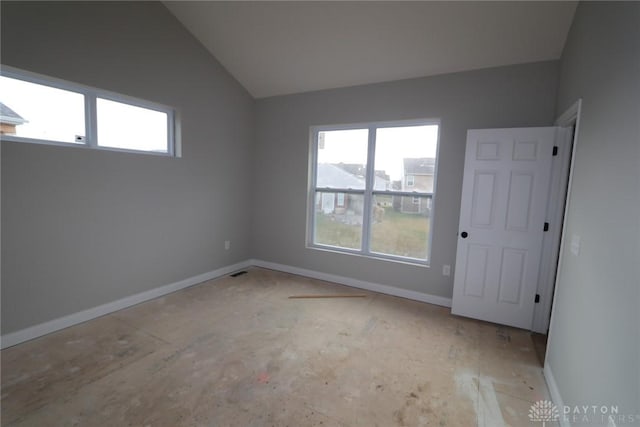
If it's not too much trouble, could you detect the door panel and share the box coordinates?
[505,172,534,231]
[452,127,556,329]
[463,244,490,298]
[471,172,497,227]
[497,248,526,304]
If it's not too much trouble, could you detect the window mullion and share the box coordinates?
[361,126,377,255]
[308,129,321,247]
[167,110,175,156]
[86,92,98,148]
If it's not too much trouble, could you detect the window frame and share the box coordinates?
[307,118,440,266]
[0,65,178,157]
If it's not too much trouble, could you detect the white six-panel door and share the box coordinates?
[452,127,556,329]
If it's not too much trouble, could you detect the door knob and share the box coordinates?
[460,231,469,238]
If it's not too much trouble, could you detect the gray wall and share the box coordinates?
[547,1,640,418]
[253,61,559,298]
[1,2,254,334]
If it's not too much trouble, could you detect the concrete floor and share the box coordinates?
[1,268,553,426]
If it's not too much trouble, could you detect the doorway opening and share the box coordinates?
[532,100,582,363]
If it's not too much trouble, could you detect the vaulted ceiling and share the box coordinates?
[164,1,577,98]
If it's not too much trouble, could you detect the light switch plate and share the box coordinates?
[570,235,581,256]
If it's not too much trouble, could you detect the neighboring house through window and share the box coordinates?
[0,101,27,135]
[401,158,436,214]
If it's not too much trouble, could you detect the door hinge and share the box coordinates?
[552,146,559,156]
[544,222,549,232]
[535,294,540,303]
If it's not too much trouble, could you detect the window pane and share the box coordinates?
[316,129,368,189]
[97,98,168,152]
[374,125,438,193]
[370,195,431,259]
[314,192,363,250]
[0,76,85,143]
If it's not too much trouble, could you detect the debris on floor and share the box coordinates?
[288,294,367,299]
[230,271,248,277]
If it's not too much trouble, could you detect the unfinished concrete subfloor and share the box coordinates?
[1,268,554,426]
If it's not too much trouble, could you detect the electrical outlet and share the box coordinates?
[442,264,451,276]
[224,240,230,251]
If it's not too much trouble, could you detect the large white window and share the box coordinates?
[0,66,176,156]
[309,120,440,264]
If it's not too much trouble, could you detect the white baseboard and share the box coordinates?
[250,259,453,308]
[544,361,570,427]
[1,259,452,349]
[0,260,252,349]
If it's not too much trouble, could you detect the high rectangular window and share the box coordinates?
[309,120,439,264]
[96,98,169,153]
[0,66,176,156]
[0,76,85,143]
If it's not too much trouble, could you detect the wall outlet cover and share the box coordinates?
[442,264,451,276]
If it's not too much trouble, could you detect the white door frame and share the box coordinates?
[532,99,583,334]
